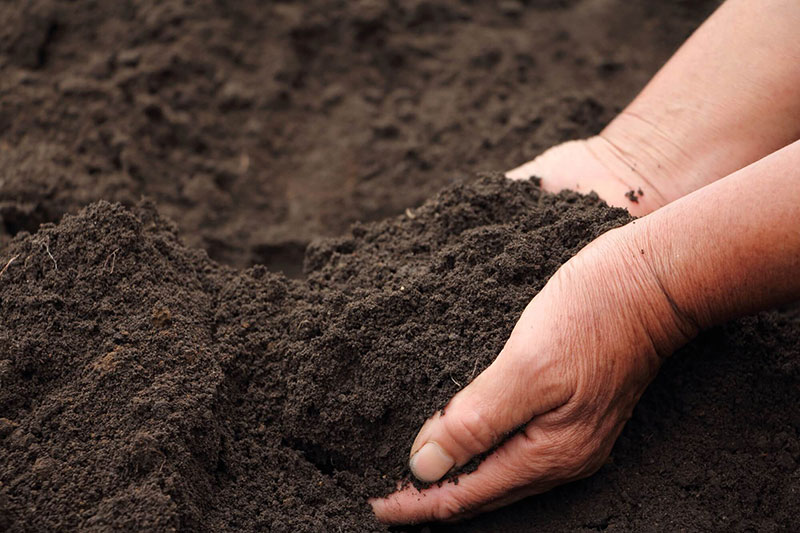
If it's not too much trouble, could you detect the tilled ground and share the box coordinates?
[5,1,798,532]
[1,0,718,275]
[1,176,799,532]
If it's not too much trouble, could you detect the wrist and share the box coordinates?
[591,224,701,359]
[596,109,716,210]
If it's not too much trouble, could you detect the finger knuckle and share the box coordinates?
[431,494,468,522]
[445,408,497,455]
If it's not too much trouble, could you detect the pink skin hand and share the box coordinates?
[372,138,800,525]
[373,0,800,524]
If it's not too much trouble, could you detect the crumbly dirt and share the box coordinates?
[1,176,799,532]
[4,0,798,531]
[0,0,720,276]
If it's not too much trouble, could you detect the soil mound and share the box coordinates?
[2,175,798,532]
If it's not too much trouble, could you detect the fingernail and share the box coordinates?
[409,442,454,483]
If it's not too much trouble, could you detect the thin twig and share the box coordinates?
[103,248,120,274]
[469,355,481,381]
[43,239,57,271]
[450,375,462,388]
[0,254,19,279]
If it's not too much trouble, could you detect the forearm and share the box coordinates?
[629,139,800,335]
[600,0,800,204]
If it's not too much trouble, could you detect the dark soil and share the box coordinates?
[3,0,798,531]
[2,176,799,532]
[0,0,720,276]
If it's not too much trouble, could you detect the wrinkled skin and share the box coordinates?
[507,136,669,216]
[371,225,695,523]
[373,0,800,522]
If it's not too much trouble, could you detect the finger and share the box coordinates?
[505,138,664,216]
[432,476,554,524]
[440,486,540,523]
[407,312,574,483]
[373,420,592,525]
[460,416,623,520]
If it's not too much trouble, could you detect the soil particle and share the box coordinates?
[625,187,645,204]
[2,175,798,532]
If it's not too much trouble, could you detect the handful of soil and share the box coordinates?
[1,175,798,532]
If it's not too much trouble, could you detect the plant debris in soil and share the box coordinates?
[2,175,799,532]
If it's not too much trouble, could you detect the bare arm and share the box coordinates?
[508,0,800,214]
[635,139,800,331]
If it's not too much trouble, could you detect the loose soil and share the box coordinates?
[2,0,798,531]
[1,0,719,276]
[2,177,799,532]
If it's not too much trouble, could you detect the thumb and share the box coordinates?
[408,330,573,483]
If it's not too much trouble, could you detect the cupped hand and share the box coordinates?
[371,225,697,524]
[506,136,667,217]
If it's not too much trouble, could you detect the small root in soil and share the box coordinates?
[469,355,481,381]
[0,255,19,279]
[103,248,120,274]
[40,238,58,271]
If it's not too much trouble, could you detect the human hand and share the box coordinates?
[371,225,697,524]
[507,0,800,216]
[505,136,668,217]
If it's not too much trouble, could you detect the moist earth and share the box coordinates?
[2,0,798,531]
[1,176,799,532]
[0,0,720,276]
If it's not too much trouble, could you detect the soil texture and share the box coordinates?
[1,0,719,275]
[4,0,798,531]
[2,176,799,532]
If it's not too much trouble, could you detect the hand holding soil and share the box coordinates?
[376,137,800,524]
[372,226,690,523]
[378,0,800,523]
[2,0,800,530]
